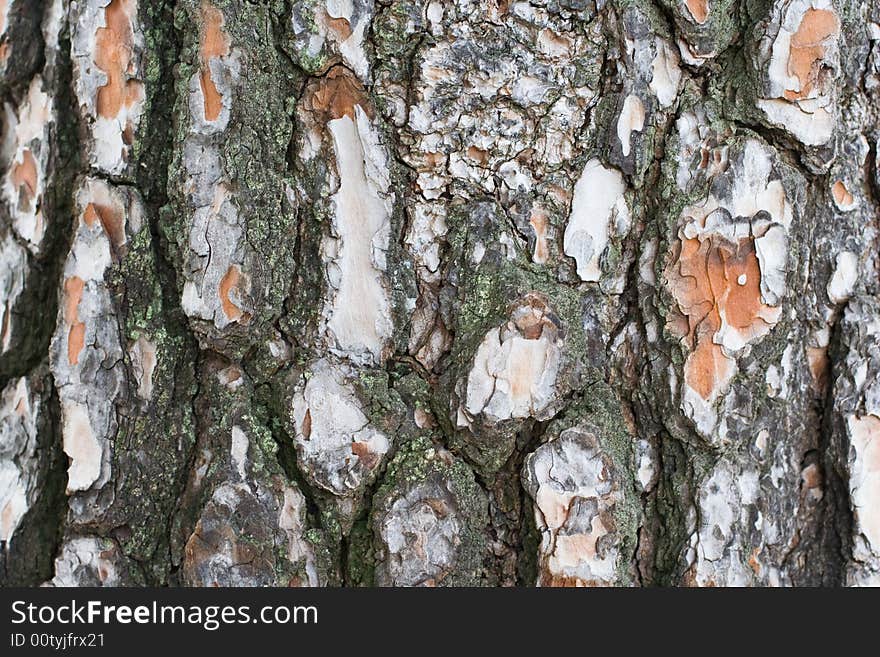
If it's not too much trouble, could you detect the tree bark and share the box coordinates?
[1,0,878,587]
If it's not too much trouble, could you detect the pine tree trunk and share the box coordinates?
[1,0,878,587]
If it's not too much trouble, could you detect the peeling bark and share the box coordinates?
[2,0,880,588]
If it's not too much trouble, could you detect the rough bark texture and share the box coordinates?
[1,0,879,587]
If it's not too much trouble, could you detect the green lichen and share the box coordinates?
[345,519,375,586]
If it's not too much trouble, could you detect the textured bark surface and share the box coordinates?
[2,0,880,587]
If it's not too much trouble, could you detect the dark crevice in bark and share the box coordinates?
[0,21,77,387]
[510,418,549,586]
[815,308,854,586]
[0,372,67,586]
[649,435,695,585]
[0,1,47,95]
[257,387,323,527]
[132,0,204,583]
[167,346,208,585]
[1,6,81,585]
[137,1,188,338]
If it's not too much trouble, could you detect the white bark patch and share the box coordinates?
[48,537,123,587]
[460,295,563,426]
[50,179,136,499]
[2,78,53,251]
[523,428,622,586]
[61,401,102,493]
[378,478,462,586]
[0,234,26,353]
[128,335,157,401]
[616,95,645,157]
[756,98,834,147]
[70,0,146,174]
[687,462,767,586]
[636,439,658,492]
[43,0,66,56]
[179,182,248,329]
[322,107,393,365]
[230,425,249,481]
[292,359,390,499]
[0,0,9,46]
[216,364,244,390]
[278,486,319,586]
[426,2,444,34]
[847,415,880,557]
[674,108,729,192]
[649,38,682,108]
[0,377,40,544]
[827,251,858,304]
[407,198,447,274]
[756,0,841,146]
[563,159,629,283]
[179,6,248,331]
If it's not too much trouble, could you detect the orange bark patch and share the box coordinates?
[783,8,839,101]
[529,207,549,264]
[10,149,37,212]
[748,548,761,575]
[711,242,767,333]
[95,0,144,119]
[801,463,822,490]
[82,202,125,246]
[686,331,732,400]
[218,265,244,321]
[542,575,594,587]
[199,2,231,122]
[64,276,86,366]
[422,151,445,169]
[832,180,853,208]
[307,66,371,122]
[666,233,780,400]
[685,0,709,24]
[350,441,378,470]
[538,28,572,55]
[807,346,829,392]
[82,203,99,227]
[512,293,554,339]
[319,10,353,41]
[466,146,489,165]
[301,408,311,440]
